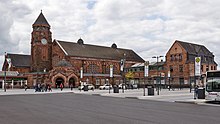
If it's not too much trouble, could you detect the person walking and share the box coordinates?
[60,83,63,91]
[48,84,52,92]
[70,83,73,91]
[24,84,28,91]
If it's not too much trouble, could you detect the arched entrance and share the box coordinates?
[69,78,76,88]
[56,78,64,88]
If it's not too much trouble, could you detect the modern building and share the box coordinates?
[1,12,144,89]
[125,61,166,88]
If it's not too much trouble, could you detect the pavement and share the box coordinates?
[0,87,207,104]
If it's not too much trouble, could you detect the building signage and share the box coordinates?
[195,57,201,76]
[144,61,149,77]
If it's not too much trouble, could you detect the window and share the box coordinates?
[179,65,183,72]
[96,79,100,85]
[88,64,100,74]
[170,65,173,72]
[206,65,209,71]
[102,65,106,74]
[179,54,182,61]
[175,54,179,61]
[170,55,174,61]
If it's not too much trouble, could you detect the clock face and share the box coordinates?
[41,38,47,45]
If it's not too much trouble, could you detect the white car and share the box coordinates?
[119,84,126,89]
[99,84,112,90]
[78,84,95,90]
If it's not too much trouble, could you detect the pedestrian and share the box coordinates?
[45,84,48,92]
[48,84,52,92]
[60,83,63,91]
[24,84,28,91]
[195,85,199,98]
[70,83,73,91]
[37,83,41,92]
[41,83,45,92]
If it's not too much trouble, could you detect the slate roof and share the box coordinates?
[55,59,72,67]
[174,40,217,64]
[7,54,31,67]
[56,40,144,62]
[176,40,213,56]
[33,12,50,27]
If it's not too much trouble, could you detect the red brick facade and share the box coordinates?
[165,41,217,87]
[15,12,143,88]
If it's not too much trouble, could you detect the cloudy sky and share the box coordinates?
[1,0,220,69]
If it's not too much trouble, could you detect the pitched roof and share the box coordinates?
[33,12,50,27]
[176,40,213,56]
[56,40,144,62]
[7,54,31,67]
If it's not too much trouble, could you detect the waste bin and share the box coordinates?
[147,86,154,96]
[83,85,88,91]
[197,88,205,99]
[113,86,119,93]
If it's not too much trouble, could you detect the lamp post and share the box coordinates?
[152,55,163,95]
[143,61,149,96]
[110,65,113,94]
[121,53,126,93]
[4,52,7,92]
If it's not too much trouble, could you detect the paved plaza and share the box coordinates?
[0,88,206,104]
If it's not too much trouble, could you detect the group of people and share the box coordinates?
[34,83,52,92]
[28,83,75,92]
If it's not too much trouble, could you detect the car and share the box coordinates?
[126,84,138,89]
[119,83,126,89]
[99,84,112,90]
[78,84,95,90]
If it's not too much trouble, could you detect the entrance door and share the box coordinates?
[69,78,75,88]
[56,78,64,88]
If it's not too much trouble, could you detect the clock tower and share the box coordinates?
[31,11,52,72]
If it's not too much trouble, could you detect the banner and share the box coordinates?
[110,65,113,77]
[80,67,83,78]
[120,59,124,71]
[144,61,149,77]
[195,57,201,76]
[168,71,170,78]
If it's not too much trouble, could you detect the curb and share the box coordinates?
[125,97,139,99]
[174,101,197,104]
[92,94,101,96]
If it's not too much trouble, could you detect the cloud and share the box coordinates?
[1,0,220,70]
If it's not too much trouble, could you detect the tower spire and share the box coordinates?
[33,11,50,27]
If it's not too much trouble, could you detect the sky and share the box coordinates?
[1,0,220,69]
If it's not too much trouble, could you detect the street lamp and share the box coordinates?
[120,53,126,93]
[152,55,163,95]
[4,52,7,92]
